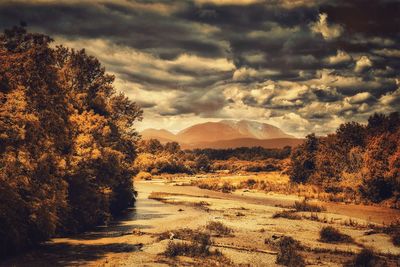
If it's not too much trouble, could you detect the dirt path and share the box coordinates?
[2,179,399,266]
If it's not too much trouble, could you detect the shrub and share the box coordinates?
[206,221,233,236]
[272,210,301,220]
[392,232,400,247]
[319,226,353,243]
[345,248,380,267]
[293,200,326,212]
[136,171,152,180]
[148,192,167,201]
[276,236,305,267]
[164,231,212,257]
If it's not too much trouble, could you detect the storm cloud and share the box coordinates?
[1,0,399,136]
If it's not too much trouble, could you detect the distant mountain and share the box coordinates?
[140,120,301,149]
[219,120,294,139]
[176,122,249,144]
[140,128,177,143]
[180,138,304,149]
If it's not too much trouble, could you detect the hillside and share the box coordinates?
[140,128,177,143]
[140,120,300,148]
[181,137,304,149]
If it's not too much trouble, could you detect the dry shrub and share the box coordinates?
[276,236,305,267]
[384,220,400,247]
[272,210,301,220]
[136,171,152,180]
[370,219,400,247]
[293,200,326,212]
[392,232,400,247]
[148,192,168,201]
[319,226,353,243]
[206,221,233,236]
[197,181,235,193]
[164,231,212,257]
[345,248,384,267]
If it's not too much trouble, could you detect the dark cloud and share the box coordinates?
[0,0,399,136]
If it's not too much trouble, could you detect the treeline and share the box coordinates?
[0,26,141,257]
[135,139,291,175]
[191,146,291,160]
[135,139,211,174]
[290,112,400,206]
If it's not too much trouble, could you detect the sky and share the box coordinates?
[0,0,399,137]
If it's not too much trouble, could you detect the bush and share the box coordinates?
[319,226,353,243]
[206,221,233,236]
[136,171,152,180]
[276,236,305,267]
[164,231,212,257]
[293,200,326,212]
[345,248,380,267]
[392,232,400,247]
[272,210,301,220]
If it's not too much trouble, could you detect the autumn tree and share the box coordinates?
[290,133,318,183]
[0,26,142,256]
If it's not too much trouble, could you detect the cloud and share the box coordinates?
[345,92,374,104]
[310,13,343,40]
[373,48,400,58]
[354,56,373,73]
[1,0,398,137]
[194,0,263,5]
[327,50,352,65]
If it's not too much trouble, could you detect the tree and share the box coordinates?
[290,134,318,183]
[0,26,142,256]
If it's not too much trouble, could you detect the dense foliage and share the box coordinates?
[0,26,142,257]
[135,139,290,175]
[135,139,210,174]
[290,112,400,206]
[191,146,292,160]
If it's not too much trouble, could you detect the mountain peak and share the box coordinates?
[140,119,296,148]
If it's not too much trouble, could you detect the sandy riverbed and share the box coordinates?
[2,177,400,266]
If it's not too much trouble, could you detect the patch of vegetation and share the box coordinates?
[0,26,141,257]
[392,232,400,247]
[344,248,381,267]
[148,192,168,201]
[289,113,400,206]
[369,220,400,247]
[301,213,329,223]
[196,181,236,193]
[383,220,400,247]
[293,200,326,212]
[136,171,152,180]
[206,221,233,236]
[276,236,305,267]
[164,231,216,258]
[319,226,353,243]
[272,210,301,220]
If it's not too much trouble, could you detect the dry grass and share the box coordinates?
[293,200,326,212]
[368,219,400,247]
[196,181,236,193]
[276,236,305,267]
[164,231,212,258]
[205,221,233,236]
[161,228,228,260]
[344,248,381,267]
[272,210,301,220]
[319,226,353,244]
[148,191,169,201]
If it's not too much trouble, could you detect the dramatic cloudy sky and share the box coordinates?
[1,0,399,137]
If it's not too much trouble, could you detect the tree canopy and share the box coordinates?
[0,26,142,257]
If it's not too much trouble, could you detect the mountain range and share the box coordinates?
[140,120,303,149]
